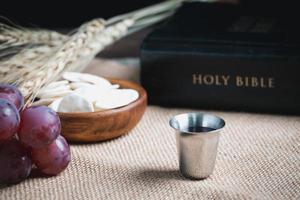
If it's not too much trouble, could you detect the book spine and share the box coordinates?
[140,47,300,114]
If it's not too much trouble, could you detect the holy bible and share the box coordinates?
[140,2,300,114]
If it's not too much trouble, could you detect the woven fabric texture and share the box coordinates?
[1,106,299,200]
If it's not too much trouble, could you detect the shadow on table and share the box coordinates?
[0,169,52,189]
[29,168,53,179]
[136,169,185,181]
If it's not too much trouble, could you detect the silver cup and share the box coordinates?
[170,113,225,180]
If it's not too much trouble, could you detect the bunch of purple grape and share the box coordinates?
[0,83,71,184]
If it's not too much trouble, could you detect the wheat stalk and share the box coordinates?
[20,19,106,102]
[0,24,66,49]
[0,0,198,105]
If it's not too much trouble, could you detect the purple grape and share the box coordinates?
[0,84,24,110]
[0,138,32,184]
[32,135,71,175]
[0,99,20,142]
[18,106,61,148]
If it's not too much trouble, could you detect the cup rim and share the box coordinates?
[169,112,225,134]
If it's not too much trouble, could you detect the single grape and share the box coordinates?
[0,138,32,184]
[18,106,61,148]
[0,99,20,142]
[0,84,24,110]
[31,135,71,175]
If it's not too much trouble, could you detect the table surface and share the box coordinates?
[1,57,299,200]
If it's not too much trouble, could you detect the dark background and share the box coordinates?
[1,0,162,28]
[1,0,298,28]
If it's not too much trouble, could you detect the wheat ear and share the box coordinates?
[0,23,66,49]
[19,19,106,103]
[1,0,192,105]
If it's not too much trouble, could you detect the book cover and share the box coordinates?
[140,2,300,114]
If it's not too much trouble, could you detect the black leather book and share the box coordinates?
[140,2,300,114]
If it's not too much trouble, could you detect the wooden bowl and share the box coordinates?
[58,78,147,142]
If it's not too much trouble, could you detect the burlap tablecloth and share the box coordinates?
[0,59,299,200]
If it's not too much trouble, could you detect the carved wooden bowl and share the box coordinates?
[58,78,147,142]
